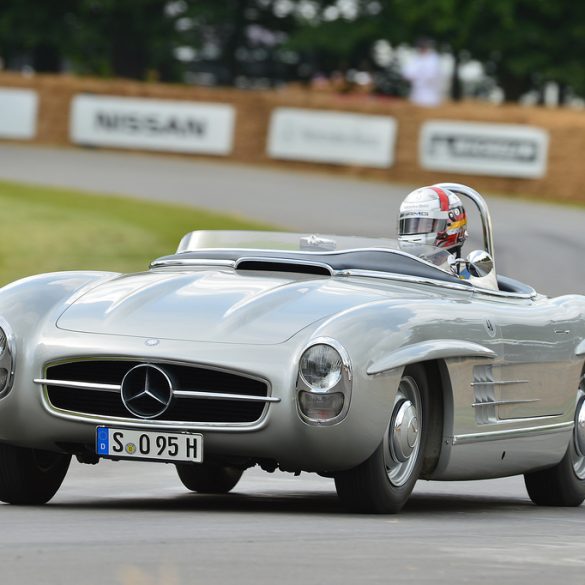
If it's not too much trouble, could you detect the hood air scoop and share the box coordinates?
[234,257,333,276]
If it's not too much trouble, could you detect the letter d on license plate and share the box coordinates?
[96,427,203,463]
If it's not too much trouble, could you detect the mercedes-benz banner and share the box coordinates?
[70,95,235,155]
[0,88,38,140]
[267,107,397,168]
[420,120,549,179]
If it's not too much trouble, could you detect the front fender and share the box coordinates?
[366,340,496,375]
[0,271,119,335]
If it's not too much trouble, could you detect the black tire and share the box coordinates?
[335,364,436,513]
[176,462,243,494]
[0,443,71,505]
[524,380,585,507]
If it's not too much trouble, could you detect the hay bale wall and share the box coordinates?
[2,72,585,202]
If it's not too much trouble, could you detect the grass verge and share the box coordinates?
[0,180,272,285]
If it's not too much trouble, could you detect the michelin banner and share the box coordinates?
[70,95,235,155]
[0,88,38,139]
[420,120,549,179]
[268,107,397,168]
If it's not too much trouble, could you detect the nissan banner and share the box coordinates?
[70,95,235,155]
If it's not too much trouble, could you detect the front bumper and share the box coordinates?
[0,330,399,472]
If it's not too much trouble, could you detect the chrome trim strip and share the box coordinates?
[452,421,572,445]
[470,380,529,387]
[34,378,121,392]
[471,287,537,300]
[471,399,540,407]
[367,340,496,376]
[34,379,279,403]
[348,269,535,299]
[576,340,585,357]
[173,390,280,403]
[151,259,236,269]
[337,269,473,292]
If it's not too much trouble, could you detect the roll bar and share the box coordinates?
[433,182,495,263]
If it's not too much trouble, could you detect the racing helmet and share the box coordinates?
[398,185,467,250]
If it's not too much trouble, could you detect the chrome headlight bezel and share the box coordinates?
[0,317,16,399]
[296,337,352,426]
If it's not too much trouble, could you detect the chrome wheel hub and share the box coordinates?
[390,400,419,462]
[384,376,422,487]
[576,399,585,456]
[572,379,585,480]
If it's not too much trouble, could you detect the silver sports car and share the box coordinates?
[0,183,584,513]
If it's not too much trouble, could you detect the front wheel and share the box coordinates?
[335,364,435,513]
[0,443,71,505]
[176,462,243,494]
[524,374,585,507]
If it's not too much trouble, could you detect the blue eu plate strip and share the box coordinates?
[96,427,109,455]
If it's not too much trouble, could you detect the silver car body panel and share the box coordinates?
[0,230,584,479]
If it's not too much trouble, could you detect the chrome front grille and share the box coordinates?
[39,360,273,425]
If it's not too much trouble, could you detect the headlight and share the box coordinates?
[0,320,15,398]
[300,344,343,391]
[297,339,351,425]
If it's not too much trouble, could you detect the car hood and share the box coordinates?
[56,269,387,344]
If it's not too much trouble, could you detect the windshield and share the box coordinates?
[176,230,454,273]
[177,230,402,253]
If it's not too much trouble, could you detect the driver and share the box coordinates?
[398,185,499,290]
[397,185,467,259]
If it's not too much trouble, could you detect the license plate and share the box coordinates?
[96,427,203,463]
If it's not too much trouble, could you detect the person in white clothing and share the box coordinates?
[401,38,443,107]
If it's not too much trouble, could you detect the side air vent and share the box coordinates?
[235,258,332,276]
[471,365,497,424]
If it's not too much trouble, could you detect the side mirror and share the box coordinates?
[466,250,494,278]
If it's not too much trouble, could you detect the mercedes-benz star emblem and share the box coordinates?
[121,364,173,419]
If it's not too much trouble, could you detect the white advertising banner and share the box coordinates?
[420,120,549,179]
[70,95,235,155]
[0,88,38,139]
[267,108,397,168]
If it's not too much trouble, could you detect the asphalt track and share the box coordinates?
[1,144,585,296]
[1,144,585,585]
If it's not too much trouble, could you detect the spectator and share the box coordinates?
[402,38,443,107]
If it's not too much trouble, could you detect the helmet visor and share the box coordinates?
[399,217,447,236]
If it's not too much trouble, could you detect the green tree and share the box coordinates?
[68,0,184,81]
[1,0,584,100]
[286,1,397,75]
[182,0,299,86]
[0,0,76,71]
[288,0,585,102]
